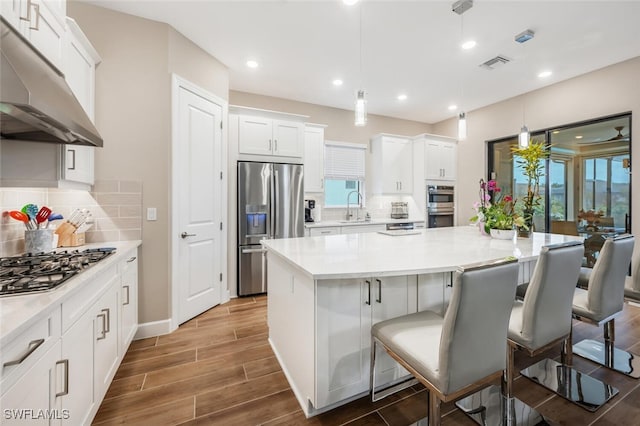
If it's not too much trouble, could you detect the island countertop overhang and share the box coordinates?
[261,226,584,280]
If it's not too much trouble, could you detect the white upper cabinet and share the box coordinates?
[1,0,66,71]
[234,106,306,158]
[423,138,457,181]
[303,124,326,193]
[370,134,413,194]
[61,17,101,187]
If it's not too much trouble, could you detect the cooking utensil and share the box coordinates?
[46,213,64,228]
[36,206,52,228]
[9,210,32,229]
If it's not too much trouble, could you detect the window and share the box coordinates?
[324,141,366,207]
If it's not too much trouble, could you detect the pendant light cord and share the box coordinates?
[359,4,363,88]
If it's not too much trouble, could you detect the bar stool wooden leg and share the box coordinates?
[428,391,440,426]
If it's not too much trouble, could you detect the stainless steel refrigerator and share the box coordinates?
[237,161,304,296]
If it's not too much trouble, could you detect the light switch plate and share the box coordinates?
[147,207,157,221]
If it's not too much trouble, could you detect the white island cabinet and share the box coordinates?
[262,227,582,417]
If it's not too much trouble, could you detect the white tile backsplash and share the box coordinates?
[0,180,142,256]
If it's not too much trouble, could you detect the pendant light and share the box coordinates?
[458,112,467,140]
[354,3,367,126]
[355,90,367,126]
[519,125,530,148]
[519,100,529,147]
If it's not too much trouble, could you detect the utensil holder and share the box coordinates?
[25,229,54,254]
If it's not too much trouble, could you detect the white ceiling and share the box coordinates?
[83,0,640,124]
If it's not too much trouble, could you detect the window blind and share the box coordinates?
[324,141,366,180]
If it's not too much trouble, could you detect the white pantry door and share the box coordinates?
[174,79,223,324]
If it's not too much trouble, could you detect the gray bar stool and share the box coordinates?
[458,241,617,424]
[370,258,519,426]
[571,234,638,378]
[624,245,640,301]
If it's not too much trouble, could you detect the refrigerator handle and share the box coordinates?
[270,168,276,239]
[274,169,280,238]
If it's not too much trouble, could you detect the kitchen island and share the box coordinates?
[261,226,582,417]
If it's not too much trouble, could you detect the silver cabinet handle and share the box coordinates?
[242,248,267,254]
[3,338,45,367]
[102,308,110,333]
[269,139,272,151]
[376,279,382,303]
[56,359,69,397]
[274,139,278,152]
[321,178,324,189]
[399,182,402,191]
[181,232,196,238]
[29,3,40,30]
[365,280,371,305]
[67,148,76,170]
[20,0,32,21]
[123,285,130,306]
[96,313,107,340]
[127,256,137,263]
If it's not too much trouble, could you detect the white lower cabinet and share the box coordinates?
[92,278,120,403]
[60,308,95,425]
[417,272,449,316]
[0,340,63,425]
[315,276,416,408]
[0,248,139,425]
[119,251,139,355]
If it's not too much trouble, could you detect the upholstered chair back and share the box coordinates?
[520,242,584,350]
[587,235,634,320]
[439,260,519,394]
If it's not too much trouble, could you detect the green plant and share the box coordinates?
[511,141,550,231]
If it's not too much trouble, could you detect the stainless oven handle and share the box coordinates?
[428,189,454,195]
[428,211,454,216]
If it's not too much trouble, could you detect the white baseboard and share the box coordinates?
[134,319,175,339]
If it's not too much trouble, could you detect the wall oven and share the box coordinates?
[427,184,455,228]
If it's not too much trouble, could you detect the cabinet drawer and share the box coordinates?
[62,264,118,331]
[1,305,61,392]
[309,227,340,236]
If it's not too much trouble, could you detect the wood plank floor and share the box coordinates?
[93,296,640,425]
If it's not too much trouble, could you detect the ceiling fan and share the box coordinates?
[605,125,630,142]
[577,125,630,144]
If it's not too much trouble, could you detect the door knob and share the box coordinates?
[181,232,196,239]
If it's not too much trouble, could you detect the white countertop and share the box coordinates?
[262,226,583,280]
[0,241,142,346]
[304,217,425,228]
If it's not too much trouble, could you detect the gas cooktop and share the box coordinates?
[0,248,116,297]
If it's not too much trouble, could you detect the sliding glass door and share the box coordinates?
[487,113,631,241]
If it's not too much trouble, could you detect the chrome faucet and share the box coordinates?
[346,190,363,221]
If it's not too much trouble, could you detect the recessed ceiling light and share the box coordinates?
[552,130,560,134]
[246,60,259,69]
[461,40,477,50]
[343,0,359,5]
[332,79,343,86]
[575,135,583,139]
[448,105,458,111]
[397,94,408,101]
[538,70,552,78]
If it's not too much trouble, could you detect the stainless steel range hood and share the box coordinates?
[0,17,103,147]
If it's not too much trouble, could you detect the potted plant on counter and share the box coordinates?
[471,179,524,239]
[511,140,550,237]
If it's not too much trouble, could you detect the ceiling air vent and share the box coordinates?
[479,55,511,70]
